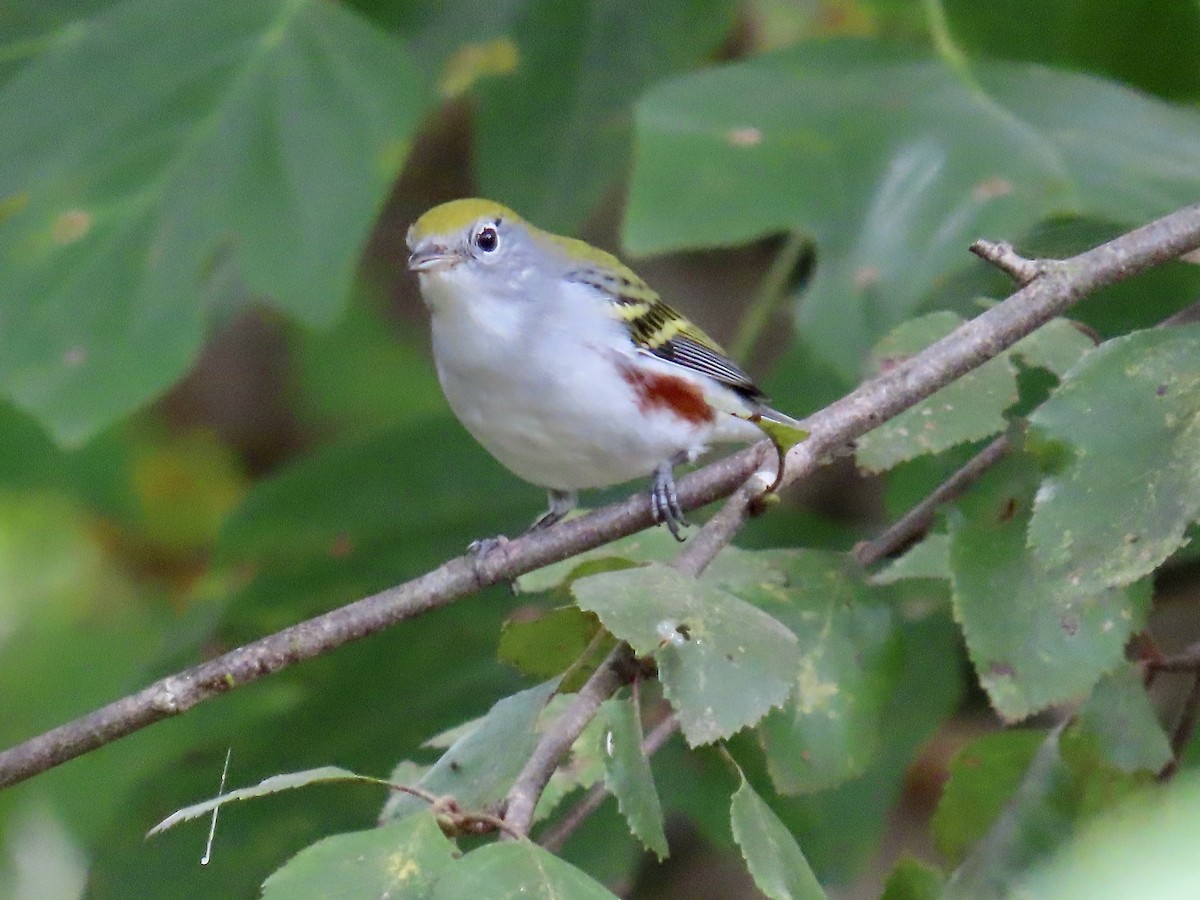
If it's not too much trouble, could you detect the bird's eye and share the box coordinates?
[474,225,499,253]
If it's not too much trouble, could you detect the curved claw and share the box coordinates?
[650,462,688,542]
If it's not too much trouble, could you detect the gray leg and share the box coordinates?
[650,454,689,541]
[531,489,578,531]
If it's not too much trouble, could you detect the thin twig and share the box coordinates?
[673,481,760,578]
[1146,641,1200,675]
[503,643,636,837]
[854,435,1011,567]
[970,239,1049,285]
[2,203,1199,792]
[1161,671,1200,781]
[539,714,680,854]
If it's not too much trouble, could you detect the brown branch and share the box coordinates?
[970,239,1049,285]
[538,714,680,854]
[502,483,757,837]
[2,202,1200,793]
[854,434,1012,567]
[502,643,636,836]
[672,480,761,577]
[1161,670,1200,781]
[1146,643,1200,675]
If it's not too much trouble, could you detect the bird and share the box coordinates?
[406,198,799,542]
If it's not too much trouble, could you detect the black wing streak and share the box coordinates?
[649,335,765,402]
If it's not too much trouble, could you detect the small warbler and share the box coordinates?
[406,199,797,541]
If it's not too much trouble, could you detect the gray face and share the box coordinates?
[406,215,532,276]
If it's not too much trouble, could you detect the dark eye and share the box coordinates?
[474,225,499,253]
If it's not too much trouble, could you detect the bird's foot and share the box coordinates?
[650,460,689,542]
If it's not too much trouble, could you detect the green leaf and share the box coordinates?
[516,528,683,594]
[949,455,1149,721]
[473,0,737,231]
[1027,326,1200,593]
[656,612,964,884]
[1009,318,1095,378]
[626,41,1200,377]
[498,606,607,687]
[855,313,1093,472]
[729,763,827,900]
[0,0,425,444]
[429,841,618,900]
[870,533,951,584]
[943,724,1154,899]
[856,313,1017,472]
[148,765,388,838]
[880,856,945,900]
[262,812,455,899]
[571,563,800,745]
[933,729,1046,866]
[382,680,557,823]
[600,697,668,860]
[0,398,65,491]
[746,551,901,794]
[1069,664,1171,775]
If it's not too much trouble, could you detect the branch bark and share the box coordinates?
[2,202,1199,792]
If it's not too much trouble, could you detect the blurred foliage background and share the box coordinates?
[1,0,1200,897]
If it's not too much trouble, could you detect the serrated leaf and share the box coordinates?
[743,613,966,884]
[429,841,618,900]
[949,455,1150,721]
[870,533,951,584]
[382,680,557,823]
[742,551,901,794]
[626,41,1200,378]
[261,812,455,900]
[855,313,1091,473]
[0,0,425,443]
[571,563,800,745]
[729,764,827,900]
[600,697,668,860]
[1027,326,1200,593]
[147,766,386,838]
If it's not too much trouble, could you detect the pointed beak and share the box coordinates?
[406,236,461,273]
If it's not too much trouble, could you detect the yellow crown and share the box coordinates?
[409,198,522,242]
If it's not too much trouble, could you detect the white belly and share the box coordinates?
[423,273,759,492]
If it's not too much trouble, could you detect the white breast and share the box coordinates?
[424,274,745,491]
